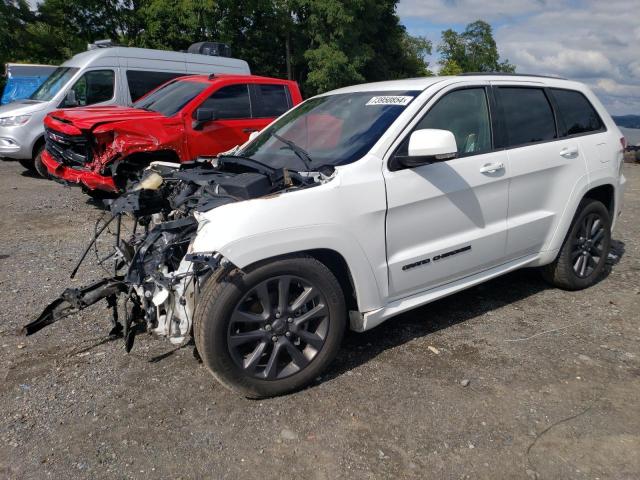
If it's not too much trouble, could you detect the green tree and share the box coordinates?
[136,0,218,50]
[1,0,434,97]
[438,20,515,74]
[0,0,34,64]
[294,0,432,95]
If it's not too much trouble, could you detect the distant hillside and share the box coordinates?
[613,115,640,129]
[621,127,640,146]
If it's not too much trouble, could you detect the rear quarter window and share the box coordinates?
[550,88,604,136]
[497,87,557,147]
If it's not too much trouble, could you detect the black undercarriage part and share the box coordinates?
[22,277,126,336]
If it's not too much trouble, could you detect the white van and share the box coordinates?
[0,43,250,176]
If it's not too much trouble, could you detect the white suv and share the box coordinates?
[28,74,626,398]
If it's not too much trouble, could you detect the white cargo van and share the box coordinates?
[0,43,250,176]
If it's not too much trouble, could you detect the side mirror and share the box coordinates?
[63,89,78,108]
[398,129,458,168]
[195,108,216,122]
[193,108,216,130]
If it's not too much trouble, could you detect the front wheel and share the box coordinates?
[194,255,346,398]
[541,198,611,290]
[33,145,50,179]
[18,157,36,172]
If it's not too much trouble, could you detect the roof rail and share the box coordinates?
[457,72,567,80]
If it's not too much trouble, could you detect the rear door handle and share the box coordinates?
[479,162,505,174]
[243,128,258,134]
[560,146,579,158]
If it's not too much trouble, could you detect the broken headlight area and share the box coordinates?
[24,157,322,352]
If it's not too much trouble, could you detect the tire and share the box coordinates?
[194,255,346,398]
[541,198,611,290]
[33,144,50,179]
[18,157,35,172]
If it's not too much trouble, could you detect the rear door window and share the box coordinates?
[199,84,251,119]
[497,87,557,147]
[254,84,290,118]
[551,88,604,136]
[126,70,186,102]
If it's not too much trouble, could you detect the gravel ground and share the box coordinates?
[0,159,638,480]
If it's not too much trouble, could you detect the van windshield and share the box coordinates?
[29,67,79,102]
[238,91,420,170]
[133,79,208,116]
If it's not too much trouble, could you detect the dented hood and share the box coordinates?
[48,106,166,131]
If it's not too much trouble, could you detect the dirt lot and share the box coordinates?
[0,159,638,480]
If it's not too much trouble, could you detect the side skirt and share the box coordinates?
[351,253,539,332]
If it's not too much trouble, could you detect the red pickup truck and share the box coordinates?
[41,74,302,193]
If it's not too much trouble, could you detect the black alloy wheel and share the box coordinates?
[571,212,606,278]
[194,255,346,398]
[227,275,329,380]
[541,198,611,290]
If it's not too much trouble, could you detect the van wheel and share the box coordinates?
[18,158,36,172]
[33,145,50,179]
[541,199,611,290]
[194,255,346,398]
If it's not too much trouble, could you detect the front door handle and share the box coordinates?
[479,162,505,174]
[560,146,579,158]
[243,128,259,134]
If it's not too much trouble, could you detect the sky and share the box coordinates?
[398,0,640,116]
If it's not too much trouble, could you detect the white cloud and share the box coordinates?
[399,0,640,115]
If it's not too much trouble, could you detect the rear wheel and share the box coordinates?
[194,255,346,398]
[541,199,611,290]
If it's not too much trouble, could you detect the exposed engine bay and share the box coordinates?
[22,156,330,351]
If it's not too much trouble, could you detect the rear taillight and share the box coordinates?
[620,136,627,151]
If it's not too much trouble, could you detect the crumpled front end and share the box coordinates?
[25,157,322,351]
[42,111,183,193]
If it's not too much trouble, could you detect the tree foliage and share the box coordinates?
[1,2,513,97]
[438,20,515,74]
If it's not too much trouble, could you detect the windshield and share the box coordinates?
[238,91,420,170]
[133,79,208,116]
[29,67,79,102]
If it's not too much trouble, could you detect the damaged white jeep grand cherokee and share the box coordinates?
[26,74,626,398]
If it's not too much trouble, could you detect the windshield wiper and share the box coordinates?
[272,133,313,170]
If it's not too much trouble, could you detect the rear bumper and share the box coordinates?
[42,150,117,192]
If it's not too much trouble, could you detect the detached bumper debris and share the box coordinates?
[24,157,321,351]
[22,277,126,336]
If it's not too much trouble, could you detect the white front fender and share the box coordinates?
[190,166,389,312]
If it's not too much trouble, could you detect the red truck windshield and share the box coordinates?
[133,79,208,117]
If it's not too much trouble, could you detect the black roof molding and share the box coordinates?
[457,72,567,80]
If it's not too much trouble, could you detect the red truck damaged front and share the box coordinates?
[41,75,302,193]
[43,107,186,191]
